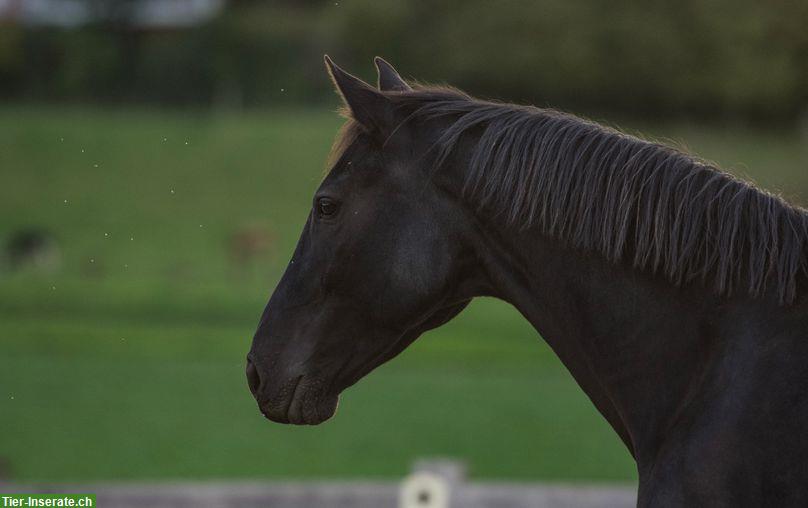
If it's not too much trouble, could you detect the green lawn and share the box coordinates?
[1,107,805,483]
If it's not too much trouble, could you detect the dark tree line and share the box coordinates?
[1,0,806,122]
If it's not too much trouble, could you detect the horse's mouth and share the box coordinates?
[257,377,340,425]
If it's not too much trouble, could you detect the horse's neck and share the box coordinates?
[474,223,734,466]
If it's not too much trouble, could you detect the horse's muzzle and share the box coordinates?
[245,357,339,425]
[246,358,261,396]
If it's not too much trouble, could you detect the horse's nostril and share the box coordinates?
[246,358,261,396]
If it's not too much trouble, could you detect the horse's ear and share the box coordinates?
[374,56,411,92]
[324,55,392,135]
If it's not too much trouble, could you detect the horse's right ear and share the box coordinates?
[325,55,392,135]
[374,57,411,92]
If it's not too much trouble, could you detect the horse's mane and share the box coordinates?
[332,86,808,304]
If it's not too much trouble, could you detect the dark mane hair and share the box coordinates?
[332,86,808,304]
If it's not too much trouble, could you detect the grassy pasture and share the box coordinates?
[0,107,805,482]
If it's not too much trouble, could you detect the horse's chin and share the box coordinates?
[259,390,339,426]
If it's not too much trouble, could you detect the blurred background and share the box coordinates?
[1,0,807,486]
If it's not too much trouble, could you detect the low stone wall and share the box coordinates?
[0,461,637,508]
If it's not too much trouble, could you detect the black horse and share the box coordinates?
[247,57,808,506]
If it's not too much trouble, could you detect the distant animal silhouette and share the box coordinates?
[3,228,61,272]
[228,225,276,267]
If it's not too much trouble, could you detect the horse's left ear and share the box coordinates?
[325,55,393,135]
[374,56,411,92]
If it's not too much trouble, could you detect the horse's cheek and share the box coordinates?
[384,236,451,313]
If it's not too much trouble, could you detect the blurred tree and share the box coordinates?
[0,0,805,122]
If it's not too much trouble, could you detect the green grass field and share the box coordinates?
[1,107,806,483]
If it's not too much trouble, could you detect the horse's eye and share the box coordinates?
[317,197,339,217]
